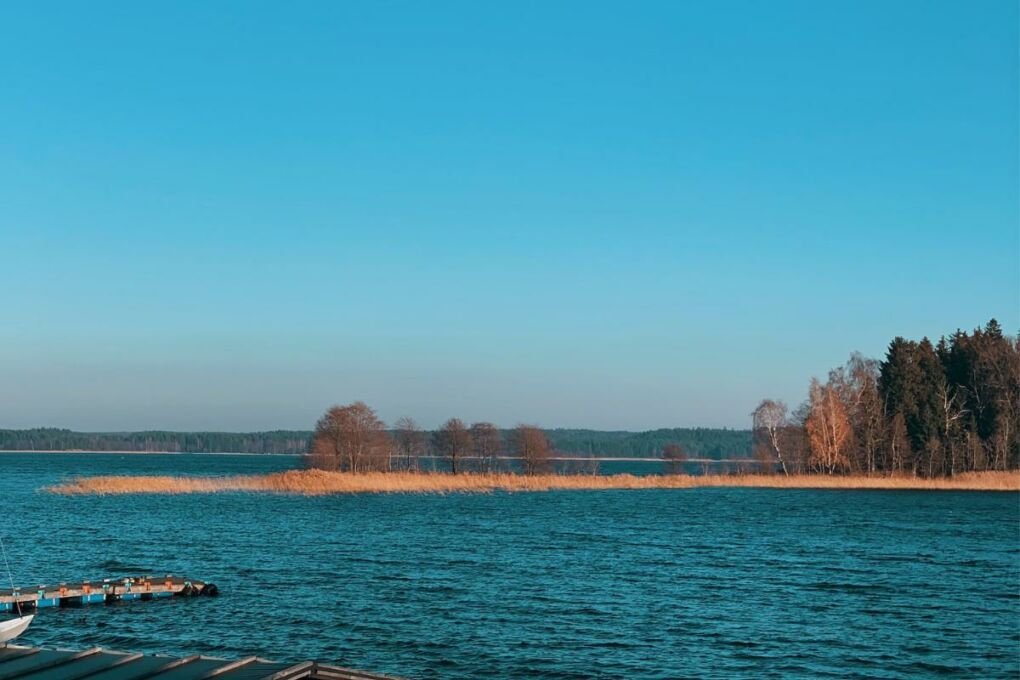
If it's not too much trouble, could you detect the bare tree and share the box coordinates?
[847,355,883,474]
[394,416,426,471]
[662,442,688,475]
[307,401,393,472]
[965,428,986,471]
[936,382,967,476]
[992,411,1014,472]
[805,379,852,474]
[752,399,789,475]
[511,425,552,475]
[562,452,600,475]
[887,411,910,474]
[469,422,501,473]
[780,400,812,474]
[433,418,472,474]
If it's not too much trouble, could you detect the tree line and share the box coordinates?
[752,319,1019,476]
[0,428,312,454]
[305,403,563,474]
[544,427,749,458]
[0,426,747,459]
[304,404,708,475]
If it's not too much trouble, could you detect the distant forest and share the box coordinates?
[0,427,751,459]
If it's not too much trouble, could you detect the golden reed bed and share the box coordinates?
[45,469,1020,495]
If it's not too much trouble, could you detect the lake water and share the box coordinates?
[1,453,1017,678]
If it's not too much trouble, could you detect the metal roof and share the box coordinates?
[0,646,401,680]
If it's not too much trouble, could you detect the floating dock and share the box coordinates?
[0,576,216,613]
[0,646,401,679]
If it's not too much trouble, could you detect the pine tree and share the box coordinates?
[879,338,921,421]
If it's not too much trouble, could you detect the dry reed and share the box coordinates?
[44,469,1020,496]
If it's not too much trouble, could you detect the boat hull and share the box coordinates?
[0,615,33,644]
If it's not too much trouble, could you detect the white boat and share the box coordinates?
[0,536,32,645]
[0,614,33,644]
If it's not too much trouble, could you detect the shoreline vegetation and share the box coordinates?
[18,319,1020,489]
[46,469,1020,496]
[750,319,1019,478]
[296,319,1018,482]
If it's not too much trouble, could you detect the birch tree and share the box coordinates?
[805,379,852,474]
[752,399,789,475]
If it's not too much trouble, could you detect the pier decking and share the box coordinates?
[0,576,215,613]
[0,646,401,679]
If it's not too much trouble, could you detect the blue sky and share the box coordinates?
[1,1,1017,431]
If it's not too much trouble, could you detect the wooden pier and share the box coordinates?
[0,646,402,679]
[0,575,216,613]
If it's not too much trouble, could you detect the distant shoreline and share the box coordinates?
[0,450,759,464]
[0,427,753,460]
[45,469,1020,495]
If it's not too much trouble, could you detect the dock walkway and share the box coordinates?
[0,576,215,613]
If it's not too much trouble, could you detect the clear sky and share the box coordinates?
[1,1,1017,432]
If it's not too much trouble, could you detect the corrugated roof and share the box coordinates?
[0,646,401,680]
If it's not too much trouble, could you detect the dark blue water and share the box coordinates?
[2,453,1018,678]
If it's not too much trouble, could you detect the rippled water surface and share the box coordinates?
[2,453,1018,678]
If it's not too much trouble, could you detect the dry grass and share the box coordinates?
[44,469,1020,496]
